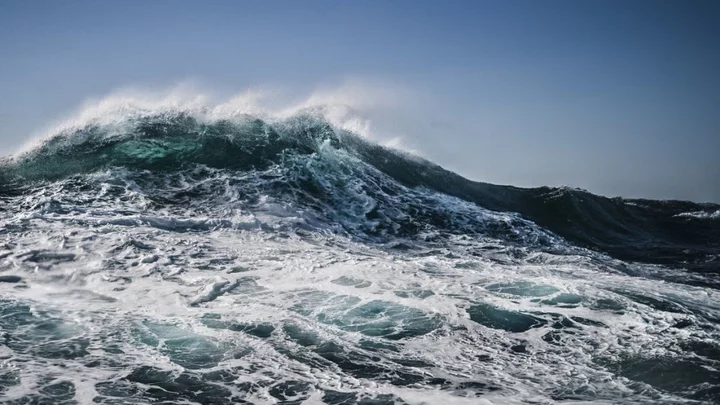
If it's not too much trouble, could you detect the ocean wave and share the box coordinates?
[3,105,718,277]
[1,94,720,404]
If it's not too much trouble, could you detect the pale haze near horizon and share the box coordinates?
[1,0,718,202]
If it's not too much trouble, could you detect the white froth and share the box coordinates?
[1,168,719,404]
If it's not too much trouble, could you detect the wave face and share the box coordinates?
[1,108,720,404]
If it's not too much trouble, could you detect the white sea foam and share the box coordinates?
[676,209,720,219]
[1,167,718,404]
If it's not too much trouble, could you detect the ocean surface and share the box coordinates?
[1,104,719,404]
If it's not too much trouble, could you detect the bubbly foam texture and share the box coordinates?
[1,166,719,404]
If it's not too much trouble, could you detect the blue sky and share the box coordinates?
[1,0,718,202]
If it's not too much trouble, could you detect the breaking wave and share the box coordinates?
[1,93,719,404]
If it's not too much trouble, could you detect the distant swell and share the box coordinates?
[2,111,719,282]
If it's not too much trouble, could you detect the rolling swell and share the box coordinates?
[357,146,720,278]
[2,112,719,278]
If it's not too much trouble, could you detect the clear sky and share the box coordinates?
[1,0,718,202]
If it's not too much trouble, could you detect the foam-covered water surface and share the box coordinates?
[1,105,719,404]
